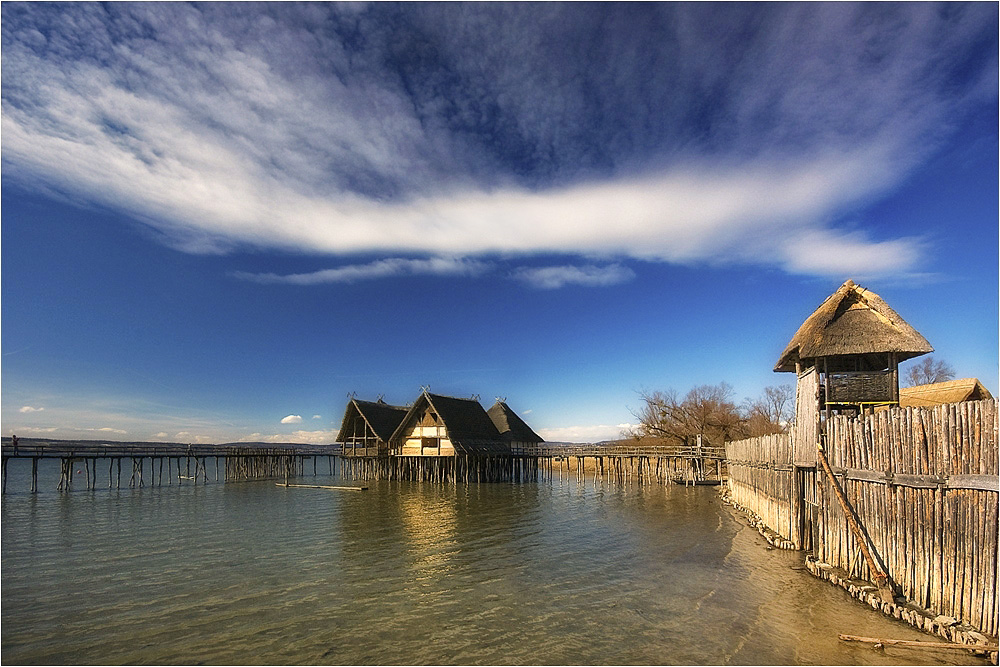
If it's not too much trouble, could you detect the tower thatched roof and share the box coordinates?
[774,280,933,372]
[487,401,543,443]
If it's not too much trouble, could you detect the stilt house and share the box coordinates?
[775,279,933,464]
[336,398,408,457]
[389,392,513,456]
[487,400,544,454]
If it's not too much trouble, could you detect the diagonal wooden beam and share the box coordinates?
[817,442,897,604]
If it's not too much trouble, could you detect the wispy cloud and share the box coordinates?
[2,4,994,277]
[235,257,490,285]
[538,423,636,443]
[2,392,249,443]
[238,430,338,445]
[174,431,216,444]
[514,264,635,289]
[280,415,302,424]
[19,406,44,413]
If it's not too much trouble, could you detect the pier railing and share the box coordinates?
[1,438,338,458]
[513,441,727,459]
[1,438,343,492]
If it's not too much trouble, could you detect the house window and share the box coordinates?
[421,437,440,451]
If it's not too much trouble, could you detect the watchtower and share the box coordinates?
[774,280,933,464]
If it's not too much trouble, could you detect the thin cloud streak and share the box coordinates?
[514,264,636,289]
[237,430,338,445]
[236,257,491,285]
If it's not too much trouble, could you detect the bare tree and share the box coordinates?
[630,383,746,446]
[743,384,795,437]
[904,356,956,387]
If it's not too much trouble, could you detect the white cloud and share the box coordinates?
[280,414,303,424]
[19,406,44,413]
[312,415,322,420]
[0,85,930,275]
[154,432,169,438]
[514,264,635,289]
[17,426,59,434]
[1,4,992,278]
[781,229,925,278]
[94,427,127,435]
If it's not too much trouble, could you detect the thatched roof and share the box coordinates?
[336,398,408,443]
[391,392,510,454]
[899,378,993,408]
[774,280,933,372]
[487,401,544,443]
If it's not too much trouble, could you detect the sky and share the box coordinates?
[2,2,997,444]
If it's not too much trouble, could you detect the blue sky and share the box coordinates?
[2,2,997,444]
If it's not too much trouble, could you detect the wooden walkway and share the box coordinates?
[1,438,338,493]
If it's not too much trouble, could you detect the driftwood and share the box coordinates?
[838,634,998,652]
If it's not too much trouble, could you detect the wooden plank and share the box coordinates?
[947,474,999,492]
[844,468,886,483]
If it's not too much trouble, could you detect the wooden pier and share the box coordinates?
[1,438,338,493]
[2,437,727,493]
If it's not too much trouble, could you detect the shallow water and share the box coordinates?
[1,459,987,665]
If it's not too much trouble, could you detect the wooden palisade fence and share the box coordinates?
[726,399,998,641]
[724,433,797,548]
[820,399,998,638]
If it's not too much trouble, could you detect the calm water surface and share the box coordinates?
[1,459,987,665]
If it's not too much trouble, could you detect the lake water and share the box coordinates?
[1,458,987,665]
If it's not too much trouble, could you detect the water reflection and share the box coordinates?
[398,485,459,577]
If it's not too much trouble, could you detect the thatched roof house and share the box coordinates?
[336,398,408,456]
[487,400,543,449]
[775,280,933,373]
[390,392,511,456]
[900,378,994,408]
[778,280,935,461]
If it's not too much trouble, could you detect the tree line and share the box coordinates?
[629,357,957,447]
[628,382,794,447]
